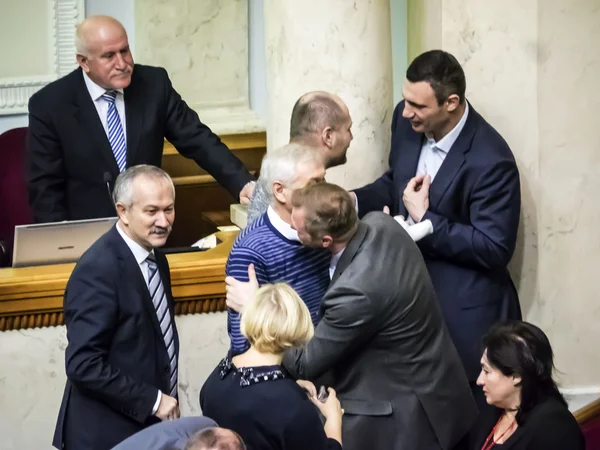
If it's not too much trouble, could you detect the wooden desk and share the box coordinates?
[0,231,238,331]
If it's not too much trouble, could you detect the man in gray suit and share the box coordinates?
[287,182,476,449]
[227,182,476,449]
[112,416,216,450]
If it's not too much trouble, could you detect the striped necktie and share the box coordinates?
[101,90,127,172]
[146,253,178,398]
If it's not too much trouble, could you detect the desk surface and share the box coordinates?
[0,231,237,331]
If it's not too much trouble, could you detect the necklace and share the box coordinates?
[481,414,517,450]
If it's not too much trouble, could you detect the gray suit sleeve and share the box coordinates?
[284,284,381,380]
[246,179,270,225]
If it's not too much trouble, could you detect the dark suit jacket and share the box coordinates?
[52,225,180,450]
[470,396,585,450]
[284,212,477,450]
[354,101,522,380]
[28,65,253,223]
[112,416,217,450]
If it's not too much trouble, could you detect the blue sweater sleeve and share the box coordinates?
[226,246,269,354]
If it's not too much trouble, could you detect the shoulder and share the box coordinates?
[468,104,516,162]
[130,64,169,85]
[523,397,584,445]
[70,229,121,280]
[230,217,275,254]
[29,68,80,108]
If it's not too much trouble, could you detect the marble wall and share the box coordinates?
[263,0,394,189]
[408,0,600,390]
[0,313,229,449]
[134,0,263,134]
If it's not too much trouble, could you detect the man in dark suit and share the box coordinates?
[352,50,522,394]
[226,182,477,450]
[53,165,182,450]
[28,15,254,223]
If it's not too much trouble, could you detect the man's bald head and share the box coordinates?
[75,15,134,90]
[184,427,246,450]
[289,91,353,168]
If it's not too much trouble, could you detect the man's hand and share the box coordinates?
[296,379,318,398]
[239,181,256,205]
[225,264,259,312]
[403,174,431,222]
[155,393,180,421]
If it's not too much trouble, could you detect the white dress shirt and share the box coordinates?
[329,248,345,280]
[267,206,301,242]
[115,223,163,415]
[407,102,470,226]
[415,102,469,181]
[82,71,127,139]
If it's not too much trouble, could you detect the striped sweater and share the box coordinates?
[226,212,331,353]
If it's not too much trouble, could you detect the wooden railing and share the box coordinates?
[0,231,238,331]
[575,396,600,425]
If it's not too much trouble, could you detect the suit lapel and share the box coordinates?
[330,222,369,285]
[110,228,167,344]
[395,130,423,217]
[124,70,144,166]
[73,69,120,176]
[428,106,477,209]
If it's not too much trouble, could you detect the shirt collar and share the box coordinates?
[116,222,153,265]
[82,70,124,101]
[426,101,470,153]
[267,206,300,242]
[329,248,345,275]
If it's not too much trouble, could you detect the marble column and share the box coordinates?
[408,0,600,392]
[134,0,264,134]
[263,0,394,188]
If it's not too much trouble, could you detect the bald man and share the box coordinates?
[247,91,353,223]
[27,15,255,224]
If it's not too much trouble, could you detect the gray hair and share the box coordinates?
[112,165,175,207]
[258,143,324,205]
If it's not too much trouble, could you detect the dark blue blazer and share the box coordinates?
[354,101,521,380]
[52,225,179,450]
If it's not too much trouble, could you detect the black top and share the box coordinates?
[471,396,585,449]
[200,354,342,450]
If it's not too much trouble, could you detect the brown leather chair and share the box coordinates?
[0,127,32,267]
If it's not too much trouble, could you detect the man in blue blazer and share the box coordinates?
[53,165,182,449]
[353,50,521,392]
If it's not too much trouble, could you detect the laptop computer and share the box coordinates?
[12,217,118,268]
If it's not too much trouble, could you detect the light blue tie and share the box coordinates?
[146,253,178,397]
[101,90,127,172]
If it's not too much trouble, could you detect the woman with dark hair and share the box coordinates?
[472,321,584,449]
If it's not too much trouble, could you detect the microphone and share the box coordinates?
[104,172,117,214]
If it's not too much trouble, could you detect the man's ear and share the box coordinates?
[321,126,333,149]
[446,94,461,113]
[116,203,129,225]
[321,235,334,248]
[76,54,90,73]
[272,181,286,204]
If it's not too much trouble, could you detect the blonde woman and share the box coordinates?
[200,283,343,450]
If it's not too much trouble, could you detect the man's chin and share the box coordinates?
[111,74,132,89]
[149,235,169,248]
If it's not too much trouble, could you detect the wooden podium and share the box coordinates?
[0,230,238,331]
[0,130,265,331]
